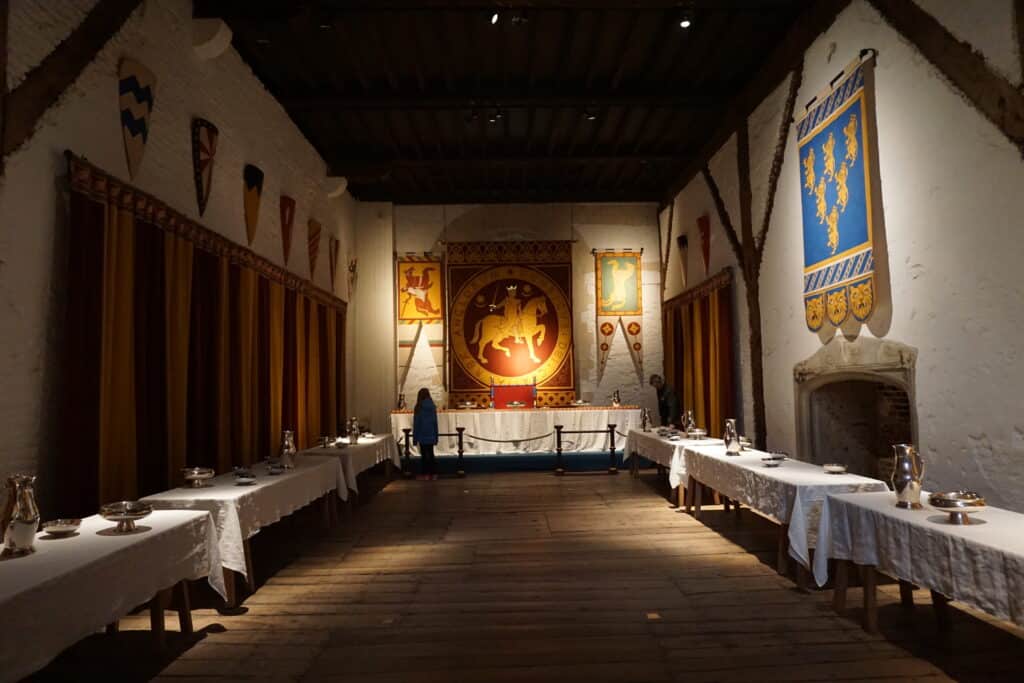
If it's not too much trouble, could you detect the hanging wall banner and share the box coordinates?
[447,242,575,407]
[279,195,295,265]
[396,255,445,398]
[796,54,879,331]
[328,236,339,293]
[118,58,156,180]
[242,164,264,246]
[697,214,711,277]
[308,219,322,278]
[190,118,217,216]
[595,251,643,380]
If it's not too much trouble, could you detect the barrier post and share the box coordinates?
[402,428,413,478]
[456,427,466,477]
[555,425,565,475]
[607,424,618,474]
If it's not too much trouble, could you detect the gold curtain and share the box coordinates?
[98,198,138,504]
[233,267,259,465]
[708,289,723,436]
[325,309,338,436]
[294,295,308,449]
[164,234,193,483]
[215,256,232,472]
[267,281,284,460]
[306,300,322,445]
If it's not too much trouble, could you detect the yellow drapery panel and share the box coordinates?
[267,281,284,460]
[306,300,322,445]
[325,309,338,436]
[164,234,193,482]
[99,201,137,504]
[663,308,676,393]
[234,267,258,465]
[215,256,232,472]
[690,298,706,431]
[294,295,308,449]
[681,303,694,415]
[708,289,723,436]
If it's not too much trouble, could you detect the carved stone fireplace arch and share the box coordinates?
[794,337,918,475]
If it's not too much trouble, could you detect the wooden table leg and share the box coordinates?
[796,563,810,592]
[931,590,952,632]
[832,559,849,612]
[243,538,256,592]
[899,579,915,608]
[694,482,704,519]
[105,622,119,635]
[149,587,172,649]
[630,452,639,478]
[685,476,695,515]
[176,580,193,636]
[776,524,790,576]
[862,565,878,633]
[675,486,684,509]
[321,494,332,531]
[722,496,731,512]
[223,567,237,608]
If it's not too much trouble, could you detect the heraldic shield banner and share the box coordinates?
[796,54,880,331]
[595,251,643,380]
[447,241,575,408]
[396,255,446,395]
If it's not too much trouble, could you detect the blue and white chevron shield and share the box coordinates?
[118,58,156,180]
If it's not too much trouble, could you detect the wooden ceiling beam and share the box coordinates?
[281,89,724,109]
[329,153,680,176]
[348,186,665,205]
[196,1,796,17]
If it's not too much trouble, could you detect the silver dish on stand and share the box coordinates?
[506,400,525,409]
[99,501,152,533]
[686,428,707,440]
[182,467,215,488]
[929,491,986,525]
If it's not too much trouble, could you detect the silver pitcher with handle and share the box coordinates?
[683,409,696,434]
[640,408,652,432]
[2,475,40,557]
[724,418,741,455]
[891,443,924,509]
[280,430,297,469]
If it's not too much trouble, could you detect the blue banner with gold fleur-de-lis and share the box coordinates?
[796,55,878,331]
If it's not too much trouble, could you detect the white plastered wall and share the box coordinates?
[0,0,356,509]
[663,0,1024,510]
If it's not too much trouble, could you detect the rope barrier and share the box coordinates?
[463,431,555,444]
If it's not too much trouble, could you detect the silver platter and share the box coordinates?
[99,501,153,533]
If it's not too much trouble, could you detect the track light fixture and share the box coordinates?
[583,108,598,122]
[491,12,499,25]
[679,15,692,29]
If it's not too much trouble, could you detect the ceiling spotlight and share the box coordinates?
[583,108,598,122]
[679,17,692,29]
[488,108,503,124]
[318,23,331,31]
[491,12,499,25]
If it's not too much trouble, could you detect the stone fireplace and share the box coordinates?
[794,337,918,480]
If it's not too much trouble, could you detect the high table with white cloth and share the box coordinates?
[301,433,400,496]
[390,406,641,455]
[625,429,722,503]
[141,454,342,606]
[814,490,1024,632]
[683,443,888,577]
[0,510,224,682]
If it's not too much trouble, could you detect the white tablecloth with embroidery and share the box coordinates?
[302,433,400,494]
[0,510,223,682]
[683,443,888,569]
[390,407,641,455]
[625,429,723,489]
[812,490,1024,625]
[141,454,341,579]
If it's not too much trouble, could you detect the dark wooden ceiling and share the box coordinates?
[194,1,810,204]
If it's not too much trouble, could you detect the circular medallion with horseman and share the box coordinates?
[451,266,572,385]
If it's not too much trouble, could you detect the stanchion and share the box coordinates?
[401,428,413,478]
[607,424,618,474]
[554,425,565,475]
[456,427,466,477]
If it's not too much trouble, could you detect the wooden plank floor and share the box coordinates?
[32,469,1024,682]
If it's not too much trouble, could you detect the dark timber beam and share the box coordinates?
[329,153,682,177]
[349,185,665,205]
[662,0,850,203]
[3,0,142,159]
[1,0,8,174]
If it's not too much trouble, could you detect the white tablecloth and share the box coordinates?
[0,510,223,682]
[813,490,1024,625]
[390,407,641,455]
[684,443,888,569]
[141,454,341,579]
[625,429,722,489]
[302,433,400,494]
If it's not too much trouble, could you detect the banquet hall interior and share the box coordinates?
[1,1,1023,681]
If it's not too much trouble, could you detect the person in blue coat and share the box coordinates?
[412,387,439,480]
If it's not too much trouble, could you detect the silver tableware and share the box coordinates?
[641,408,652,432]
[892,443,925,509]
[2,475,40,556]
[724,418,741,455]
[280,430,298,469]
[41,519,82,537]
[929,491,986,525]
[99,501,152,533]
[683,409,696,434]
[739,436,753,451]
[183,467,215,488]
[686,428,707,440]
[762,453,786,468]
[823,463,848,474]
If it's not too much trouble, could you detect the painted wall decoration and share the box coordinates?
[328,236,339,293]
[308,219,322,277]
[396,255,445,398]
[190,118,218,216]
[242,164,264,246]
[595,251,643,380]
[118,58,156,180]
[447,241,575,407]
[279,195,295,265]
[796,54,880,331]
[697,214,711,277]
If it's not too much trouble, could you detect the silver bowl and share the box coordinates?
[686,428,707,439]
[506,401,525,409]
[99,501,152,533]
[183,467,215,488]
[823,463,848,474]
[739,437,753,451]
[762,455,785,468]
[41,518,81,537]
[929,491,986,525]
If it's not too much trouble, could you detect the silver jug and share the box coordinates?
[280,430,297,469]
[3,475,40,557]
[640,408,651,432]
[724,418,741,455]
[611,390,621,407]
[891,443,924,509]
[683,409,696,434]
[348,417,361,443]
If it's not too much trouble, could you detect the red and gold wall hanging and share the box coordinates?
[280,195,295,265]
[396,254,445,396]
[594,250,643,381]
[190,118,217,216]
[307,219,321,277]
[242,164,263,246]
[447,241,575,408]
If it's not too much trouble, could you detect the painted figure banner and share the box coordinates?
[447,241,575,408]
[396,255,445,398]
[595,251,643,380]
[796,54,879,331]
